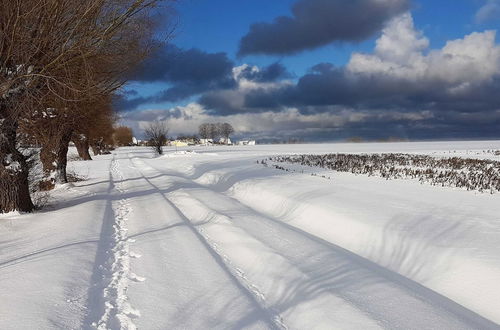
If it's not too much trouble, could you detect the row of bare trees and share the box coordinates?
[198,123,234,144]
[0,0,174,213]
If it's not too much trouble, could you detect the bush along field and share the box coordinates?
[262,153,500,193]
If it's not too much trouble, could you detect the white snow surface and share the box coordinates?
[1,141,500,330]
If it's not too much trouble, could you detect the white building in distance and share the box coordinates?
[237,140,256,146]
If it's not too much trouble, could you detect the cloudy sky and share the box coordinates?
[118,0,500,142]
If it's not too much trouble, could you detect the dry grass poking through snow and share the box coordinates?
[263,153,500,193]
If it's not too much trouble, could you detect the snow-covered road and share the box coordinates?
[1,142,500,329]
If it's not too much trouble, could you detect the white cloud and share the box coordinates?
[475,0,500,23]
[348,13,500,90]
[347,13,428,80]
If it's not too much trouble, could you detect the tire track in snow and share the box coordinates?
[129,156,286,330]
[197,227,288,330]
[168,192,382,329]
[92,157,145,330]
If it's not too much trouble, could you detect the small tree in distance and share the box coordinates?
[113,126,134,146]
[220,123,234,145]
[209,123,220,142]
[198,123,210,140]
[144,120,169,155]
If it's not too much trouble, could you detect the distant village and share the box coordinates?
[132,136,256,147]
[129,122,256,147]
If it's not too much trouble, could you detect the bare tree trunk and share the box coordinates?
[0,112,34,213]
[72,134,92,160]
[39,145,56,191]
[90,143,100,156]
[90,138,109,155]
[55,130,72,184]
[39,129,73,189]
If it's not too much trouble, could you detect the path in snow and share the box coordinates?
[92,158,146,330]
[106,153,277,329]
[122,150,499,330]
[128,155,287,330]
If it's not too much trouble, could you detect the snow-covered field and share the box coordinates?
[1,141,500,330]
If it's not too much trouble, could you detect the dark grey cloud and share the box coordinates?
[131,45,235,84]
[241,63,500,116]
[238,62,292,82]
[119,47,296,111]
[238,0,410,56]
[200,65,413,116]
[196,57,500,141]
[117,45,237,111]
[243,66,381,110]
[198,92,242,116]
[114,94,151,112]
[247,107,500,142]
[155,77,236,103]
[350,110,500,141]
[123,46,232,106]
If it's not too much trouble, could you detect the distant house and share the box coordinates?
[237,140,256,146]
[170,136,198,147]
[170,140,189,147]
[130,137,147,146]
[219,137,232,145]
[200,138,213,145]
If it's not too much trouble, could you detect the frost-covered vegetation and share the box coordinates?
[263,152,500,193]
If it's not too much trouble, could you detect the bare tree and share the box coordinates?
[220,123,234,145]
[209,123,221,143]
[144,121,169,155]
[20,97,77,190]
[198,123,210,140]
[114,126,134,146]
[0,0,175,211]
[88,100,116,156]
[198,122,234,145]
[72,133,93,161]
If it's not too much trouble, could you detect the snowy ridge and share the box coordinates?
[93,157,144,330]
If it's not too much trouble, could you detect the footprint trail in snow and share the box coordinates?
[93,157,145,330]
